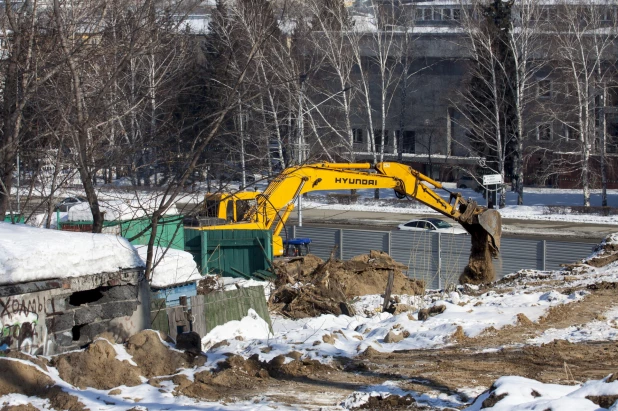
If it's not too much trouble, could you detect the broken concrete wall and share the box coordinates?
[0,269,150,355]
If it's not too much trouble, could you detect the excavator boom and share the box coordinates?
[200,162,502,284]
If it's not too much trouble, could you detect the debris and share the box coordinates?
[270,251,424,319]
[176,332,203,355]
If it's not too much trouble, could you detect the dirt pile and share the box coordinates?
[125,330,206,377]
[270,251,424,319]
[0,358,53,396]
[53,339,143,390]
[585,236,618,267]
[152,353,333,401]
[0,359,85,411]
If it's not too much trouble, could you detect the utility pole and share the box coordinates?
[297,74,306,226]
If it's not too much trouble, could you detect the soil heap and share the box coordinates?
[269,250,425,319]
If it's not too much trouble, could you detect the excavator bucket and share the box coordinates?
[477,209,502,253]
[458,205,503,285]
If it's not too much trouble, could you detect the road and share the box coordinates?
[287,208,616,243]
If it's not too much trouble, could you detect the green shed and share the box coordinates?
[183,228,272,279]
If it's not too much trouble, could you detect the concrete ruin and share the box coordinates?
[0,222,150,355]
[0,269,149,355]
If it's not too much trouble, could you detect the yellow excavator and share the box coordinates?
[201,191,259,222]
[199,162,502,284]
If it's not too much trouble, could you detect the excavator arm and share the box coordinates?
[201,162,502,284]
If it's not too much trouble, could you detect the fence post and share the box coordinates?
[437,233,442,289]
[542,240,547,271]
[292,225,296,239]
[387,231,392,255]
[339,229,344,260]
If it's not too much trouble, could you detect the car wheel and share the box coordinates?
[459,184,467,189]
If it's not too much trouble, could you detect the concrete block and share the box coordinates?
[46,312,75,333]
[46,296,68,315]
[54,331,74,347]
[80,321,111,340]
[99,285,138,303]
[74,306,102,325]
[100,301,139,320]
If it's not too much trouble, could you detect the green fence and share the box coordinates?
[149,286,272,339]
[121,215,185,250]
[60,215,185,250]
[3,214,24,223]
[198,286,271,334]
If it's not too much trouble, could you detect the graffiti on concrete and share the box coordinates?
[0,295,59,354]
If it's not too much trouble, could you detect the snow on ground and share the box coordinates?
[136,246,202,288]
[200,288,587,365]
[0,222,143,285]
[464,375,618,411]
[341,380,468,410]
[528,305,618,345]
[303,185,618,224]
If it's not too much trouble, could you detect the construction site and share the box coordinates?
[2,162,618,410]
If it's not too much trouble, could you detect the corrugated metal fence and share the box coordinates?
[287,226,595,289]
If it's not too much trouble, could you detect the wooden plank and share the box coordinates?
[150,298,170,335]
[383,270,395,312]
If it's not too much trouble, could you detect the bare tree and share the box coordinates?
[549,1,617,206]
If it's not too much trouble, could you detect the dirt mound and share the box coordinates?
[53,339,142,390]
[126,330,206,378]
[271,251,424,319]
[0,358,53,396]
[44,386,86,411]
[1,405,40,411]
[353,393,416,409]
[154,354,270,401]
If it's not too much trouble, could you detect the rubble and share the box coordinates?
[269,251,425,319]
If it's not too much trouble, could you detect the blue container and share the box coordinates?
[151,282,197,307]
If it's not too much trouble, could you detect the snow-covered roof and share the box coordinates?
[68,199,178,222]
[0,222,144,286]
[136,246,202,288]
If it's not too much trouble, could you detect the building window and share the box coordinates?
[538,79,551,98]
[452,8,461,20]
[440,8,452,20]
[601,6,615,22]
[352,128,363,144]
[538,124,552,141]
[423,8,432,21]
[415,8,424,21]
[564,123,580,140]
[374,130,389,149]
[396,130,415,153]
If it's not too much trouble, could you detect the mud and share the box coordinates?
[125,330,206,377]
[53,339,143,390]
[459,227,495,285]
[0,358,53,396]
[271,251,424,319]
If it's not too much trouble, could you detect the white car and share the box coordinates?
[397,218,468,235]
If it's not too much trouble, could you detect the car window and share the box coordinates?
[404,222,418,228]
[433,220,452,229]
[427,222,436,230]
